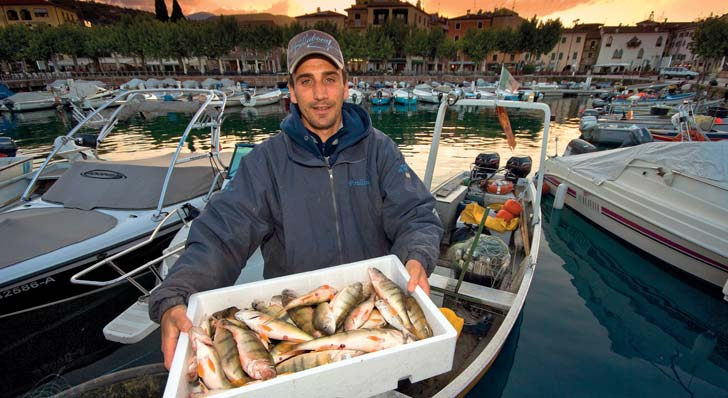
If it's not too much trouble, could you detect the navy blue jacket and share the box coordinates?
[149,103,443,323]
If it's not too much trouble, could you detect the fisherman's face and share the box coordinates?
[289,56,348,141]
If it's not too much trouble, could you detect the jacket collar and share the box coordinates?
[281,103,371,167]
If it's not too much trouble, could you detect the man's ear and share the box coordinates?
[288,84,297,104]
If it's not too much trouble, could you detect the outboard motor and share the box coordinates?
[579,115,598,133]
[472,152,499,180]
[619,126,653,148]
[0,137,18,157]
[74,134,99,148]
[563,138,597,156]
[505,155,532,182]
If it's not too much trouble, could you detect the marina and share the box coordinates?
[1,94,726,397]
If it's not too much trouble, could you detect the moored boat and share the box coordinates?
[0,89,236,396]
[542,141,728,292]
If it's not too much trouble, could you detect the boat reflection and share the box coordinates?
[541,196,728,393]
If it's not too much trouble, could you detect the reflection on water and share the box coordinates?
[542,195,728,395]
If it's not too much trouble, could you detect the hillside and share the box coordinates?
[189,11,295,26]
[49,0,153,25]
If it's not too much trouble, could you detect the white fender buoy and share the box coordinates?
[553,183,568,210]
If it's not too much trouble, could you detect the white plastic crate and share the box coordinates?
[164,255,457,398]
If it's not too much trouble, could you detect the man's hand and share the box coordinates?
[160,304,193,370]
[405,259,430,296]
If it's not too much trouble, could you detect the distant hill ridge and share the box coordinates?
[49,0,152,25]
[187,11,295,26]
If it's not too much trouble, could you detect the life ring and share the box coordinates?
[486,179,514,195]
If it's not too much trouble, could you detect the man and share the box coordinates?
[149,30,443,369]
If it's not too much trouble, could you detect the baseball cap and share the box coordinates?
[287,29,345,74]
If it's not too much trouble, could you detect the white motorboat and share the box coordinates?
[75,96,550,397]
[346,88,363,105]
[0,136,93,210]
[241,88,282,107]
[412,84,441,104]
[393,88,417,105]
[543,141,728,294]
[0,89,235,395]
[1,91,59,112]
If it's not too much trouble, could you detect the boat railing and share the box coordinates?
[20,88,229,221]
[69,205,193,292]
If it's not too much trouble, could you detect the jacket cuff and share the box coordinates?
[406,249,435,276]
[149,294,188,324]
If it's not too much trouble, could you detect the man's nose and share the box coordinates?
[313,80,328,100]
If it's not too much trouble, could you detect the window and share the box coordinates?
[561,37,566,44]
[576,37,581,43]
[477,21,483,29]
[588,52,593,58]
[20,9,32,20]
[550,53,556,61]
[510,54,515,61]
[612,49,622,59]
[656,36,663,46]
[454,35,459,41]
[492,54,497,62]
[637,48,644,59]
[455,23,461,30]
[558,52,563,60]
[6,10,19,20]
[590,40,596,49]
[355,13,360,19]
[573,52,578,60]
[606,36,613,47]
[34,8,49,18]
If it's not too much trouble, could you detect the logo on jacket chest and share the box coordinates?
[348,178,371,187]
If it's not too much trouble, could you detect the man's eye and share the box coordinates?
[300,79,311,86]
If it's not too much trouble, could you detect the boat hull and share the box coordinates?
[543,173,728,288]
[0,230,176,397]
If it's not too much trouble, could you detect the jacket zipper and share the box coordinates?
[325,156,344,264]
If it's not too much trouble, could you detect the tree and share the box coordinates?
[534,19,563,61]
[312,21,338,37]
[460,28,496,73]
[155,0,169,22]
[427,28,446,72]
[0,25,30,72]
[494,28,519,65]
[437,37,458,72]
[518,17,539,63]
[170,0,186,22]
[56,23,86,70]
[366,28,394,72]
[26,24,62,72]
[691,17,728,76]
[338,29,367,72]
[404,28,428,72]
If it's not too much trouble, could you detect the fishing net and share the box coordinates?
[447,234,511,286]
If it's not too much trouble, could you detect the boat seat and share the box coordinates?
[428,266,516,311]
[0,208,117,268]
[42,153,230,211]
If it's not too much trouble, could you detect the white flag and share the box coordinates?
[498,67,520,93]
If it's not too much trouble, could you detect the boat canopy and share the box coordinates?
[552,141,728,185]
[0,208,117,268]
[41,153,231,211]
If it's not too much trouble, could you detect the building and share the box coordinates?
[447,10,491,41]
[662,23,698,68]
[446,8,524,41]
[295,8,347,31]
[344,0,430,30]
[0,0,80,27]
[540,28,586,72]
[594,23,670,74]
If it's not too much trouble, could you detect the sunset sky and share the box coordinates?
[97,0,727,26]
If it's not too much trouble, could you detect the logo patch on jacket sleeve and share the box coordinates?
[397,163,411,179]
